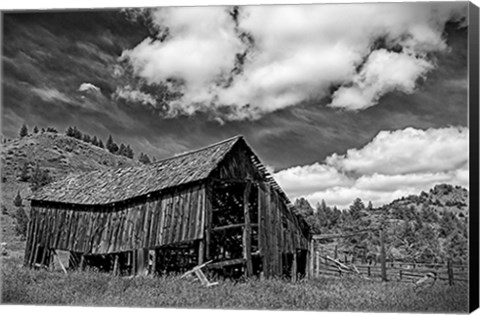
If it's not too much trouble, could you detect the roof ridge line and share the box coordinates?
[149,135,243,165]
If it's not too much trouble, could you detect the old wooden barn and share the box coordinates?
[26,136,310,279]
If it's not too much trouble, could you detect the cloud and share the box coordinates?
[113,85,157,106]
[326,127,469,175]
[274,126,469,208]
[121,6,244,114]
[329,49,434,110]
[122,3,466,120]
[274,163,353,196]
[78,82,102,95]
[31,87,72,103]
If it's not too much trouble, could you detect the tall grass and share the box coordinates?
[1,259,468,312]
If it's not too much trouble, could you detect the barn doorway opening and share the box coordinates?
[296,249,308,278]
[209,181,259,278]
[153,240,199,275]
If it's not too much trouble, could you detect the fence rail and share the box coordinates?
[312,252,468,285]
[310,231,467,285]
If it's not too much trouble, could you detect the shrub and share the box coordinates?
[30,164,53,191]
[19,162,30,182]
[15,206,28,238]
[13,191,22,207]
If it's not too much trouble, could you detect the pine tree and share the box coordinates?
[98,140,105,149]
[19,123,28,138]
[33,126,39,134]
[15,206,28,238]
[73,127,82,139]
[13,191,22,207]
[19,162,30,182]
[106,135,113,150]
[82,134,91,143]
[367,201,373,211]
[139,152,151,164]
[91,136,99,146]
[66,126,75,137]
[126,145,134,159]
[349,198,365,220]
[121,144,128,156]
[106,135,118,153]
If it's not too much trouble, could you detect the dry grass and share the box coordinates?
[1,255,469,312]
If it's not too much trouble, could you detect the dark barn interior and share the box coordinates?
[25,136,310,280]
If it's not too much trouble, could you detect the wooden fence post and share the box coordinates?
[316,251,320,277]
[309,239,314,278]
[447,259,454,286]
[380,228,387,282]
[80,254,86,271]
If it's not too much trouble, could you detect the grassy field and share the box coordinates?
[1,254,469,312]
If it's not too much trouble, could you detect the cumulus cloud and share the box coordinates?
[121,6,244,114]
[122,3,466,120]
[273,126,469,208]
[113,85,157,106]
[326,127,469,175]
[329,49,434,110]
[78,82,101,95]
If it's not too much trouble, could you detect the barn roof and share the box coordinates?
[31,136,242,205]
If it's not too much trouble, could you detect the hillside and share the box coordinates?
[381,184,469,217]
[1,131,139,255]
[296,184,469,264]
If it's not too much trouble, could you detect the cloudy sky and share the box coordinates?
[1,2,470,208]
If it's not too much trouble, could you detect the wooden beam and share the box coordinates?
[243,181,253,277]
[264,184,271,278]
[53,250,67,274]
[312,228,378,240]
[380,228,387,282]
[80,254,85,271]
[212,223,259,232]
[205,185,212,261]
[309,239,314,278]
[113,254,119,276]
[198,240,205,265]
[211,178,262,185]
[207,258,246,269]
[291,251,297,282]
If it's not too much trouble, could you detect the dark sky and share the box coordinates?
[1,4,470,207]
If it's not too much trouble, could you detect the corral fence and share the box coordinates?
[309,229,468,285]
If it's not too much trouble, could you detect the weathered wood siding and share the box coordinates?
[25,184,206,266]
[206,143,310,278]
[257,183,309,277]
[210,143,264,181]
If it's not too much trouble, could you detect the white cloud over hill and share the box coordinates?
[273,126,469,208]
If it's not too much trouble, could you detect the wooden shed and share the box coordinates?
[26,136,310,279]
